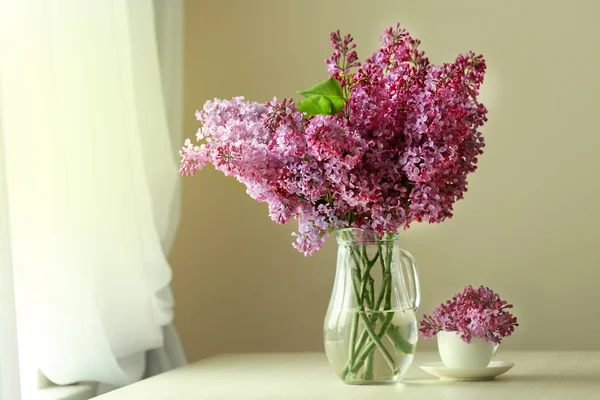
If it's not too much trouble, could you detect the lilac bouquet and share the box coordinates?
[420,285,519,344]
[180,24,488,256]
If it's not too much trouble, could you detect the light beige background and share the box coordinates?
[170,0,600,363]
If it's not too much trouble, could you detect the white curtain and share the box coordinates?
[0,118,22,400]
[0,0,185,397]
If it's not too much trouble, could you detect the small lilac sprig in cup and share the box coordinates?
[420,285,518,344]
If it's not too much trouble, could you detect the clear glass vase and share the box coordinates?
[324,228,421,384]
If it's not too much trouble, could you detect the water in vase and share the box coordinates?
[324,309,418,384]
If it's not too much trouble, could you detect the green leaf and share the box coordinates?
[296,77,346,116]
[297,77,344,98]
[328,96,346,114]
[387,324,414,355]
[296,95,333,116]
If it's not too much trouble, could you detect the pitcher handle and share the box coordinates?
[398,248,421,312]
[492,343,500,357]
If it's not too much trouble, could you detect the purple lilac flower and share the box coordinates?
[180,24,488,255]
[419,285,519,344]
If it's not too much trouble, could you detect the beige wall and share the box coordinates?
[170,0,600,362]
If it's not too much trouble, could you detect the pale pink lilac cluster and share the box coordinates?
[420,285,518,344]
[180,24,488,255]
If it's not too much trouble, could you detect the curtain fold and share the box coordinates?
[0,0,185,391]
[143,0,187,381]
[0,107,22,400]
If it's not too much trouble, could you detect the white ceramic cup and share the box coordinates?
[437,331,499,369]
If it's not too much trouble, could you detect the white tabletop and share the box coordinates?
[97,351,600,399]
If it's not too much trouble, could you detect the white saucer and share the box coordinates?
[420,361,514,381]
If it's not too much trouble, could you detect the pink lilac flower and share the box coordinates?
[180,24,488,255]
[419,285,519,344]
[326,30,361,88]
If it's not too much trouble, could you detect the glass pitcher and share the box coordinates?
[324,228,421,384]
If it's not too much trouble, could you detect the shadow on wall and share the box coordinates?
[170,166,336,361]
